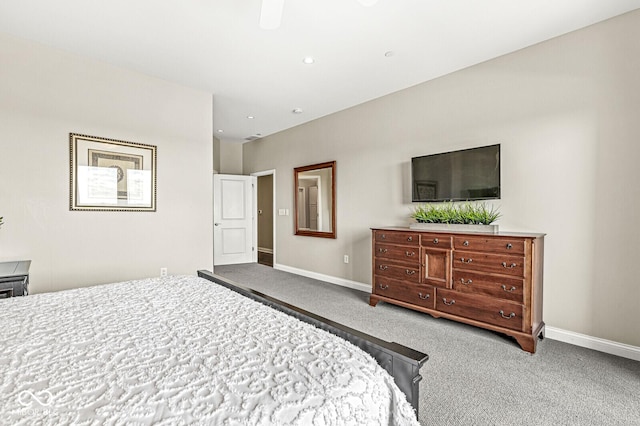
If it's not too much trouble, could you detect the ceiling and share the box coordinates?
[1,1,638,143]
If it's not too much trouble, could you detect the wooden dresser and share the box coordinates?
[370,227,545,353]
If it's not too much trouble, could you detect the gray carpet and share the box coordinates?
[214,263,640,426]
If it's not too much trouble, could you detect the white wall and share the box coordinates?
[243,10,640,347]
[219,141,243,174]
[0,33,214,292]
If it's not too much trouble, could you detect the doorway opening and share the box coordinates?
[253,170,275,267]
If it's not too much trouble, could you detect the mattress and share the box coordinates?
[0,275,419,425]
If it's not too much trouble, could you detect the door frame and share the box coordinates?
[252,169,276,266]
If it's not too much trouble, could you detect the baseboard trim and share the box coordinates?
[273,263,370,293]
[257,247,273,254]
[545,326,640,361]
[273,264,640,361]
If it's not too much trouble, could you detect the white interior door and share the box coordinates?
[213,174,257,265]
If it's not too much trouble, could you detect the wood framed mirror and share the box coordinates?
[294,161,336,239]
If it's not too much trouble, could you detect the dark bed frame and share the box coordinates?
[197,270,429,415]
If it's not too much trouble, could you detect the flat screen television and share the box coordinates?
[411,144,500,202]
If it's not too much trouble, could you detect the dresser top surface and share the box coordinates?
[372,226,545,239]
[0,260,31,278]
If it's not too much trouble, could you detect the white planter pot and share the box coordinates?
[409,222,499,234]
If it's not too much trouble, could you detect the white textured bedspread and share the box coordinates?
[0,275,419,425]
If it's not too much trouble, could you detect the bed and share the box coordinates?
[0,271,427,425]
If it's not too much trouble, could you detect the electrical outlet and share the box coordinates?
[343,255,349,264]
[160,267,168,277]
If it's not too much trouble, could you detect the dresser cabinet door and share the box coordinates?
[422,248,450,288]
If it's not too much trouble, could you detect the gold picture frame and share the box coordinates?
[69,133,157,211]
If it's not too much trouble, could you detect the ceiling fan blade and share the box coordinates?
[259,0,374,30]
[259,0,285,30]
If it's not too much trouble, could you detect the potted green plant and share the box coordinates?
[410,202,501,233]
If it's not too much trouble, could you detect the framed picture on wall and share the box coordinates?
[69,133,157,211]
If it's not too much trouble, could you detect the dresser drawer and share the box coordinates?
[436,289,524,331]
[375,259,420,283]
[374,277,434,309]
[453,252,525,277]
[421,234,452,249]
[452,270,524,303]
[374,231,420,246]
[375,243,420,263]
[453,236,525,255]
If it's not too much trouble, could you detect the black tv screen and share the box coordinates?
[411,144,501,202]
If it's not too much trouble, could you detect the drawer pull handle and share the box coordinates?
[405,251,416,257]
[442,298,455,306]
[502,262,517,268]
[407,236,413,242]
[379,284,389,290]
[461,258,473,264]
[460,279,473,285]
[502,285,517,292]
[405,270,416,275]
[378,248,388,253]
[379,265,388,270]
[463,240,469,246]
[381,234,386,239]
[418,292,430,300]
[506,243,513,249]
[433,238,439,244]
[499,310,516,319]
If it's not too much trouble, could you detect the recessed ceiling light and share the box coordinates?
[247,115,255,119]
[292,108,303,114]
[302,57,315,64]
[216,129,224,133]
